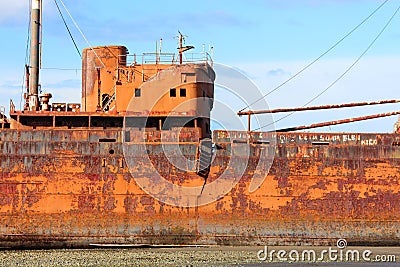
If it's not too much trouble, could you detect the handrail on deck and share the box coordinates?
[120,52,213,67]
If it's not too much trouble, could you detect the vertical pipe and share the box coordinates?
[179,33,183,64]
[83,52,87,112]
[155,40,158,64]
[247,114,251,132]
[24,65,30,110]
[96,68,101,111]
[158,119,162,131]
[28,0,41,111]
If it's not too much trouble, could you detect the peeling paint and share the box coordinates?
[0,130,398,248]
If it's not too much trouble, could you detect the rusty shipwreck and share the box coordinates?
[0,0,399,248]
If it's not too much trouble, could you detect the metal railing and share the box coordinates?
[123,52,213,67]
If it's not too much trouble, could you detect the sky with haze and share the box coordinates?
[0,0,399,132]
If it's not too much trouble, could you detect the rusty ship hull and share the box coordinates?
[1,0,400,249]
[0,128,399,248]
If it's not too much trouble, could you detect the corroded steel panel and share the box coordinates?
[0,129,399,248]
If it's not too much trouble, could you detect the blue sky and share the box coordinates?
[0,0,399,132]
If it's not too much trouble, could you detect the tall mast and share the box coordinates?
[28,0,41,111]
[178,32,183,64]
[177,31,194,65]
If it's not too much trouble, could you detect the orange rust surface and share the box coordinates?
[0,129,399,248]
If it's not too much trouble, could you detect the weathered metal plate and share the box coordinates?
[0,129,398,248]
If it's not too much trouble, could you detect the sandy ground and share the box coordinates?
[0,246,398,266]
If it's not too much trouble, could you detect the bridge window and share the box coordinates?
[170,88,176,97]
[135,88,141,97]
[180,88,186,97]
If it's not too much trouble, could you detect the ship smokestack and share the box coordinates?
[28,0,41,111]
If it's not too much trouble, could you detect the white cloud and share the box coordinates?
[0,0,54,26]
[0,1,29,25]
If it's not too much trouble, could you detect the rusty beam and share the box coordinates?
[238,99,400,116]
[276,110,400,132]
